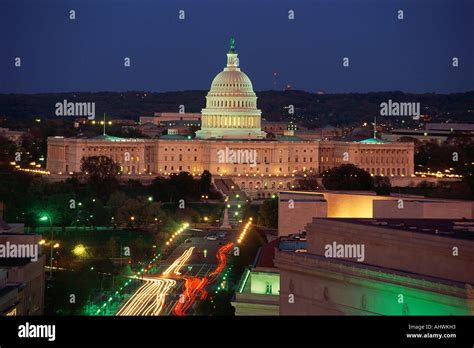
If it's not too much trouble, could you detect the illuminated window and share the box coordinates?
[265,282,272,294]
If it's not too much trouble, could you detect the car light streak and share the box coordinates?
[116,247,194,316]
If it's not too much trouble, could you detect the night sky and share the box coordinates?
[1,0,472,94]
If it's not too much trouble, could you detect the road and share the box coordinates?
[116,228,238,316]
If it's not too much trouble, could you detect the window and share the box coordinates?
[265,282,272,294]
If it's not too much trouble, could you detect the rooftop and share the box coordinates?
[358,137,388,144]
[159,134,188,140]
[0,219,11,232]
[93,134,126,141]
[319,218,474,241]
[276,135,303,142]
[278,250,469,289]
[253,236,308,268]
[253,238,280,268]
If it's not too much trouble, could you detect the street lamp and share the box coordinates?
[73,244,86,257]
[40,212,54,280]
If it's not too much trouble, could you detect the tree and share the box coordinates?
[0,135,17,166]
[80,198,110,229]
[169,171,198,200]
[373,176,391,196]
[199,170,212,195]
[116,197,165,229]
[151,176,177,202]
[81,156,120,181]
[105,238,119,258]
[81,156,120,201]
[298,173,320,190]
[322,164,373,191]
[106,191,128,217]
[175,207,199,223]
[258,198,278,228]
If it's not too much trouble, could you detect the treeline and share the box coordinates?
[0,155,221,231]
[1,90,472,129]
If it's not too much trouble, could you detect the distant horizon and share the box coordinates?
[0,89,473,96]
[1,0,472,94]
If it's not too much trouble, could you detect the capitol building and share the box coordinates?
[47,39,414,197]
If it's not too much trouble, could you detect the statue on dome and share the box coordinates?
[229,37,235,53]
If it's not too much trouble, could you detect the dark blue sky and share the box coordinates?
[1,0,472,94]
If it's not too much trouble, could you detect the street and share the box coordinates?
[116,228,238,316]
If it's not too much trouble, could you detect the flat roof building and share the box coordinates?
[0,219,45,315]
[278,190,474,236]
[276,218,474,315]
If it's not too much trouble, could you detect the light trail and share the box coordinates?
[116,278,177,316]
[206,242,233,283]
[173,276,209,316]
[163,247,195,276]
[172,242,233,316]
[116,247,194,316]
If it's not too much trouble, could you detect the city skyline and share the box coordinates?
[0,1,473,345]
[1,0,472,94]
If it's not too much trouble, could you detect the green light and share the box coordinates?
[40,216,49,221]
[148,196,153,202]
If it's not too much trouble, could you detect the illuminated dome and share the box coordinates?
[210,70,254,94]
[196,38,266,139]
